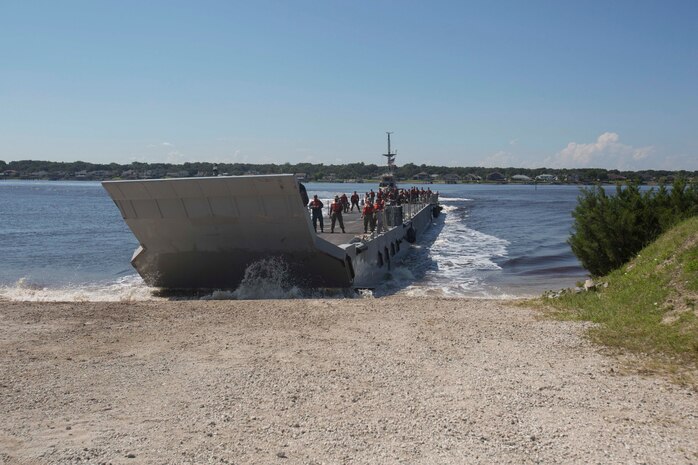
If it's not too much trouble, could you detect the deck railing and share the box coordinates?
[370,193,439,238]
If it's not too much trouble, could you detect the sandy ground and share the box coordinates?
[0,297,696,465]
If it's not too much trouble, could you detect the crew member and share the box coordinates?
[340,193,349,213]
[362,200,375,233]
[308,195,324,233]
[350,191,360,211]
[374,199,385,234]
[330,196,345,233]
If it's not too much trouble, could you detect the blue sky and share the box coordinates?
[1,0,696,169]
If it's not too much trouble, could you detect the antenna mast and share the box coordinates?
[383,131,396,173]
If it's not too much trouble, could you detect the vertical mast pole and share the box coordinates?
[385,131,394,173]
[387,132,391,157]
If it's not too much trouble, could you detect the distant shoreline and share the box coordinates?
[2,160,693,185]
[0,176,670,187]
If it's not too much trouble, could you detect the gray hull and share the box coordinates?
[103,175,439,290]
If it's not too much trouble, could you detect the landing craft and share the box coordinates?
[102,135,442,290]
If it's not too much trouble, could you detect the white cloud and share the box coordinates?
[547,132,654,169]
[166,151,186,164]
[652,153,698,171]
[146,142,174,149]
[509,138,519,146]
[479,150,516,167]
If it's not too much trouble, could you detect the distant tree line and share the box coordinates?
[1,159,697,183]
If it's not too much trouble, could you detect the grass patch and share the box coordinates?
[539,217,698,381]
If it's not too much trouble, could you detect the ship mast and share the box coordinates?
[382,131,396,173]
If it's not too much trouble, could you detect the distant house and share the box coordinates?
[74,170,88,179]
[414,172,430,181]
[442,173,460,184]
[166,171,190,178]
[89,170,113,178]
[487,172,506,182]
[535,174,556,183]
[511,174,532,183]
[121,170,139,179]
[608,173,627,181]
[294,173,307,181]
[463,173,481,182]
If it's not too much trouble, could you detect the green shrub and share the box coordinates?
[569,179,698,276]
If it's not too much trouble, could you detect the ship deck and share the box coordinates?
[310,201,434,247]
[313,208,374,246]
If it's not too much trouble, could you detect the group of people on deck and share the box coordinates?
[307,186,435,235]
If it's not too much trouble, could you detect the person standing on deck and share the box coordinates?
[362,201,375,233]
[350,191,360,211]
[374,199,385,234]
[340,193,349,213]
[330,196,345,233]
[308,195,324,233]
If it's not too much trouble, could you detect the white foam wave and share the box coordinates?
[382,202,511,297]
[0,275,160,302]
[398,285,525,299]
[431,213,509,272]
[439,204,460,213]
[439,197,473,202]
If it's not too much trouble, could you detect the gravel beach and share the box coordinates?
[1,297,696,464]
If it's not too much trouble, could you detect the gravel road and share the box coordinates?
[0,297,696,464]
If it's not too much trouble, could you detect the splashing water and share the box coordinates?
[201,257,303,300]
[199,257,364,300]
[0,275,160,302]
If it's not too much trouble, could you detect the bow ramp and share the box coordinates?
[102,175,353,289]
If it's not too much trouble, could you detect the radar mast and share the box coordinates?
[382,131,396,173]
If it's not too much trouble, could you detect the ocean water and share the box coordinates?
[0,180,587,301]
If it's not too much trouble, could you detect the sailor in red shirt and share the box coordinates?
[374,199,385,234]
[350,191,360,211]
[362,201,375,233]
[308,195,324,233]
[340,193,349,213]
[329,196,345,233]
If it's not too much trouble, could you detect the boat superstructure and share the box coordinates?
[102,137,441,290]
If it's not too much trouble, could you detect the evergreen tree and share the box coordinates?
[569,179,698,276]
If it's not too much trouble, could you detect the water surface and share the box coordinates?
[0,180,588,300]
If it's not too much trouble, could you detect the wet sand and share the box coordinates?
[1,297,696,464]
